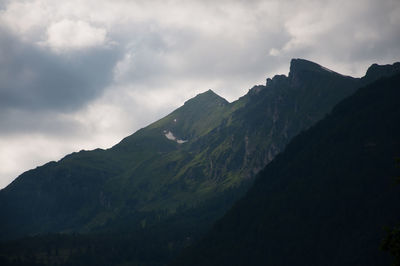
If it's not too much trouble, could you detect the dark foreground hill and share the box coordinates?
[172,72,400,266]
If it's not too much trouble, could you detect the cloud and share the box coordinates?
[0,0,400,188]
[0,26,119,112]
[44,20,107,51]
[277,0,400,75]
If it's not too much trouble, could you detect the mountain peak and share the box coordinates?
[363,62,400,82]
[290,58,320,70]
[194,89,220,99]
[289,58,339,78]
[184,89,228,107]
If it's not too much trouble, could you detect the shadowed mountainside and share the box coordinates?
[172,71,400,266]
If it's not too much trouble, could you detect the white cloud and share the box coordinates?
[0,1,50,40]
[269,48,280,56]
[43,19,107,51]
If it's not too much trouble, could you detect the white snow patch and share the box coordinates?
[173,118,177,122]
[164,130,187,144]
[165,131,176,141]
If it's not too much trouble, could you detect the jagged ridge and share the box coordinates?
[172,71,400,266]
[0,59,399,265]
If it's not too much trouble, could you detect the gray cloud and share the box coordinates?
[0,26,120,112]
[0,109,81,137]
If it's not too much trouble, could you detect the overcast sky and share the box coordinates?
[1,0,400,188]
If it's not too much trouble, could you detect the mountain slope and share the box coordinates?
[172,72,400,266]
[0,59,399,265]
[1,60,399,236]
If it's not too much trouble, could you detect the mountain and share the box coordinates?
[172,72,400,266]
[0,59,399,265]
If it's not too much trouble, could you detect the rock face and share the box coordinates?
[172,69,400,266]
[363,62,400,84]
[0,59,399,264]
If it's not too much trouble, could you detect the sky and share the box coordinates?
[1,0,400,188]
